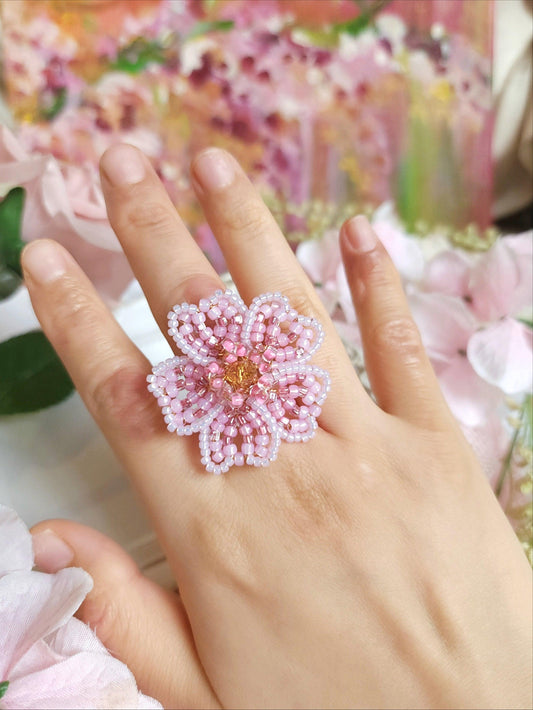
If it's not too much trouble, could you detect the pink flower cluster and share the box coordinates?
[0,505,161,709]
[297,206,532,491]
[148,291,330,474]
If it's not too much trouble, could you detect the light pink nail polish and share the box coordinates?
[344,215,378,253]
[32,529,75,573]
[22,240,70,285]
[101,144,146,185]
[192,148,236,192]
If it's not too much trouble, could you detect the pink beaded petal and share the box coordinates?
[267,364,331,442]
[241,293,324,365]
[199,404,280,474]
[148,356,222,434]
[168,290,247,365]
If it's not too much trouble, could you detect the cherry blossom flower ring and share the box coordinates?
[147,291,330,474]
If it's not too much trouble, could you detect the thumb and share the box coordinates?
[31,520,219,710]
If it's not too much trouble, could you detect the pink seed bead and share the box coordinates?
[235,344,247,357]
[170,399,182,412]
[231,393,244,407]
[224,444,238,457]
[289,384,299,397]
[242,443,254,455]
[234,452,245,466]
[225,306,237,318]
[208,306,222,320]
[224,425,238,437]
[309,404,321,417]
[266,324,280,337]
[211,377,223,389]
[207,361,221,374]
[255,434,270,446]
[263,345,276,361]
[250,332,263,343]
[192,312,204,325]
[255,445,267,458]
[180,323,193,335]
[240,424,253,435]
[278,334,289,347]
[214,325,226,337]
[212,451,224,463]
[302,394,315,406]
[222,339,235,352]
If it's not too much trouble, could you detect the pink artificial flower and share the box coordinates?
[409,292,504,427]
[0,505,161,709]
[148,290,330,474]
[0,126,132,304]
[424,232,533,395]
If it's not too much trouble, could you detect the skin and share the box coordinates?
[24,145,532,710]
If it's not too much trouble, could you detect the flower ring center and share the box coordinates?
[223,357,260,392]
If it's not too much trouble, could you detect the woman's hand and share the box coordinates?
[24,145,532,709]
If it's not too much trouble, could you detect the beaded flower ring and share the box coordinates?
[147,290,330,474]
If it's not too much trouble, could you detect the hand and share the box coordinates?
[24,145,532,709]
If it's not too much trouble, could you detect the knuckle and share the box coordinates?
[220,197,269,238]
[90,365,162,438]
[47,281,104,350]
[371,316,425,363]
[79,587,122,648]
[122,199,176,235]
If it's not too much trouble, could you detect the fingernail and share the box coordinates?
[101,144,146,186]
[192,148,236,192]
[344,215,377,253]
[32,529,75,573]
[22,240,70,285]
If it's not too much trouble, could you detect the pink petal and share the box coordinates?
[409,292,478,359]
[459,415,511,489]
[0,505,33,576]
[0,568,92,678]
[468,239,521,321]
[467,318,533,394]
[149,356,222,434]
[373,220,425,282]
[504,232,533,317]
[296,229,341,284]
[437,356,504,427]
[243,294,324,364]
[422,250,472,297]
[268,364,330,442]
[168,291,246,363]
[199,405,279,474]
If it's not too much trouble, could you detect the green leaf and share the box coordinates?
[186,19,234,40]
[40,87,67,121]
[0,187,25,278]
[338,13,371,36]
[0,267,22,300]
[0,331,74,415]
[518,317,533,329]
[0,681,8,699]
[112,39,166,74]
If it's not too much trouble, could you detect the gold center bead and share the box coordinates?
[223,358,260,391]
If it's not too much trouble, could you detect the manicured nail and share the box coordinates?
[22,240,70,285]
[32,529,75,573]
[192,148,236,192]
[344,215,378,253]
[101,143,146,186]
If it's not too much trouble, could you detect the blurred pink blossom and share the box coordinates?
[0,126,132,303]
[0,505,161,709]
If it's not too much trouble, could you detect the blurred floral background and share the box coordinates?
[0,0,531,563]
